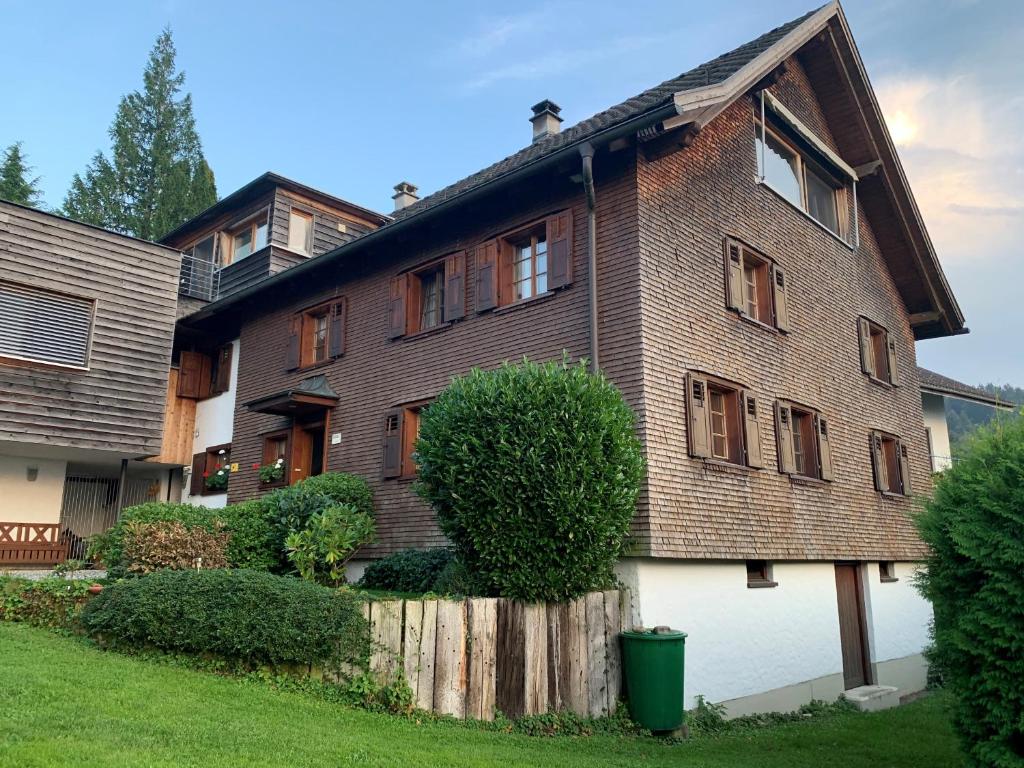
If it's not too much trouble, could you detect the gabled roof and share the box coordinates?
[918,367,1017,410]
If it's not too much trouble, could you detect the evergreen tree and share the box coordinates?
[0,142,43,208]
[63,28,216,240]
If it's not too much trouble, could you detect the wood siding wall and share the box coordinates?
[270,189,376,257]
[147,367,197,465]
[0,203,180,457]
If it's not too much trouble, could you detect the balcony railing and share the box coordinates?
[179,254,220,302]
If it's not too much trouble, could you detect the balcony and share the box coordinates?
[178,247,306,304]
[179,253,220,301]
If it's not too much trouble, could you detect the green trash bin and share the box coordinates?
[620,628,687,732]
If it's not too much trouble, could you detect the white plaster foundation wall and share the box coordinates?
[183,339,239,509]
[0,455,67,523]
[617,559,844,709]
[922,392,952,471]
[862,561,932,692]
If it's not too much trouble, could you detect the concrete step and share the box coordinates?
[844,684,900,712]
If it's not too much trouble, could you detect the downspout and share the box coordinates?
[580,142,599,373]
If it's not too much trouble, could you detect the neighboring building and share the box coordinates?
[918,366,1016,471]
[0,201,182,563]
[169,2,965,713]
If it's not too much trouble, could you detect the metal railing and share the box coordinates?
[179,254,221,302]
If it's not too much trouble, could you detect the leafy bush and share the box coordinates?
[415,358,644,601]
[90,502,216,575]
[0,577,95,630]
[215,500,278,571]
[81,569,369,667]
[358,548,456,593]
[120,520,230,574]
[915,417,1024,768]
[285,504,375,586]
[294,473,374,519]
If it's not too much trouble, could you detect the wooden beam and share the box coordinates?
[908,311,942,325]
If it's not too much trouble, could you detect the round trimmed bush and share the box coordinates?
[415,358,644,601]
[916,416,1024,767]
[358,548,455,594]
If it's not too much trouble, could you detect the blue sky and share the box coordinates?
[1,0,1021,385]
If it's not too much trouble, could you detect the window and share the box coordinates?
[177,344,232,400]
[287,299,346,370]
[188,234,215,264]
[388,254,465,339]
[870,431,912,496]
[0,281,95,369]
[756,119,846,236]
[261,430,290,488]
[724,239,788,330]
[879,562,898,583]
[474,210,573,311]
[775,401,833,481]
[226,215,268,264]
[382,403,427,479]
[747,560,777,588]
[287,210,314,255]
[189,443,231,497]
[858,317,899,385]
[686,373,763,468]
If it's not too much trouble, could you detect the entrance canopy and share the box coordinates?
[244,374,339,417]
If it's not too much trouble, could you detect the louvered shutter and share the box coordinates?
[285,317,301,370]
[475,239,498,311]
[212,344,233,395]
[858,318,875,376]
[897,439,912,495]
[382,409,404,479]
[547,210,573,290]
[329,299,346,358]
[870,432,886,491]
[724,239,744,312]
[388,276,407,338]
[190,452,206,496]
[775,401,796,474]
[685,373,712,459]
[741,391,764,469]
[0,281,94,367]
[178,351,210,399]
[816,415,834,481]
[771,264,790,332]
[886,334,899,385]
[444,252,466,321]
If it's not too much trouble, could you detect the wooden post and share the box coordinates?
[416,600,438,711]
[603,590,622,714]
[403,599,423,700]
[586,591,608,717]
[370,600,403,683]
[495,598,524,719]
[466,597,498,721]
[433,599,467,718]
[567,596,590,715]
[546,602,565,711]
[523,602,549,715]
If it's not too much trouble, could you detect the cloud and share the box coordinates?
[456,11,548,60]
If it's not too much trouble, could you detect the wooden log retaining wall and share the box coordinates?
[345,590,625,721]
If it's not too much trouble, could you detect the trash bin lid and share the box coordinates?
[620,629,687,640]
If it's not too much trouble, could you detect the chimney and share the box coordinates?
[391,181,419,212]
[530,99,563,143]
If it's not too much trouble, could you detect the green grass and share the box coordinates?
[0,623,963,768]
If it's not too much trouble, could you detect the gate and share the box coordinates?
[58,474,162,560]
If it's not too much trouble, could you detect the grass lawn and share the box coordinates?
[0,623,963,768]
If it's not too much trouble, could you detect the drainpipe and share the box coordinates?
[580,142,599,373]
[115,458,128,519]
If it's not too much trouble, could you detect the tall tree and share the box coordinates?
[63,28,216,240]
[0,142,43,208]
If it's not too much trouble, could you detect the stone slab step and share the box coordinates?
[844,684,900,712]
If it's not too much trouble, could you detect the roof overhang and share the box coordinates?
[244,374,339,416]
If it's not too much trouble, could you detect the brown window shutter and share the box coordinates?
[189,452,206,496]
[388,275,408,338]
[816,415,834,481]
[444,252,466,321]
[178,350,211,399]
[546,210,573,290]
[870,432,886,491]
[724,239,744,312]
[741,391,764,469]
[328,299,346,358]
[886,335,899,385]
[382,408,404,479]
[685,373,712,459]
[897,439,912,495]
[774,401,796,474]
[285,316,301,370]
[858,318,875,376]
[475,239,498,311]
[212,344,232,395]
[771,264,790,332]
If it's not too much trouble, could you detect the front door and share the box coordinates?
[834,563,870,689]
[289,419,326,484]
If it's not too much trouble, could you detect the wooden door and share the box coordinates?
[835,563,870,689]
[290,427,313,484]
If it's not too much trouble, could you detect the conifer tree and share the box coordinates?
[0,142,43,208]
[63,28,216,239]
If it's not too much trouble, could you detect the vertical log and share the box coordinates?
[523,602,549,715]
[433,599,467,718]
[586,592,608,717]
[567,596,590,715]
[546,602,564,710]
[603,590,622,714]
[403,599,424,700]
[495,599,524,719]
[370,600,403,683]
[416,600,438,712]
[466,597,498,721]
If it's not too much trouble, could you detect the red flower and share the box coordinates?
[202,471,210,478]
[252,463,260,470]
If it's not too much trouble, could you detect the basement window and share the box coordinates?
[746,560,778,588]
[879,562,898,583]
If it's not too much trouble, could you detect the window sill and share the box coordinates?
[701,458,755,474]
[747,580,779,589]
[879,490,909,500]
[755,178,854,250]
[731,310,781,335]
[879,576,900,584]
[866,375,895,390]
[492,289,559,315]
[788,474,829,487]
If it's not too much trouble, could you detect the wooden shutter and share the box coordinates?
[816,415,834,481]
[870,432,885,491]
[189,452,206,496]
[329,299,346,358]
[212,344,232,395]
[741,391,763,469]
[774,401,796,474]
[177,350,211,399]
[771,264,790,332]
[444,252,466,321]
[285,316,301,370]
[388,275,407,339]
[858,318,874,377]
[547,210,573,290]
[475,239,498,311]
[897,439,912,495]
[886,334,899,385]
[724,239,744,312]
[382,409,404,479]
[685,373,711,459]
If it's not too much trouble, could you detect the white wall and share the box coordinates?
[0,455,67,523]
[183,339,239,508]
[922,392,952,471]
[862,561,932,663]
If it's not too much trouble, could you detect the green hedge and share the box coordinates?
[916,417,1024,768]
[81,569,369,667]
[0,577,95,630]
[358,548,455,593]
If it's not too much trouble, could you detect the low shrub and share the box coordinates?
[90,502,216,575]
[216,500,278,571]
[285,504,375,586]
[120,520,230,574]
[294,473,374,519]
[81,569,369,667]
[358,548,456,594]
[0,576,95,630]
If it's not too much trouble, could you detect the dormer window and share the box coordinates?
[226,215,268,264]
[288,210,314,255]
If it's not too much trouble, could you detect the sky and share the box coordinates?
[1,0,1021,385]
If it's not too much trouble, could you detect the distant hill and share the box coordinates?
[946,383,1022,454]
